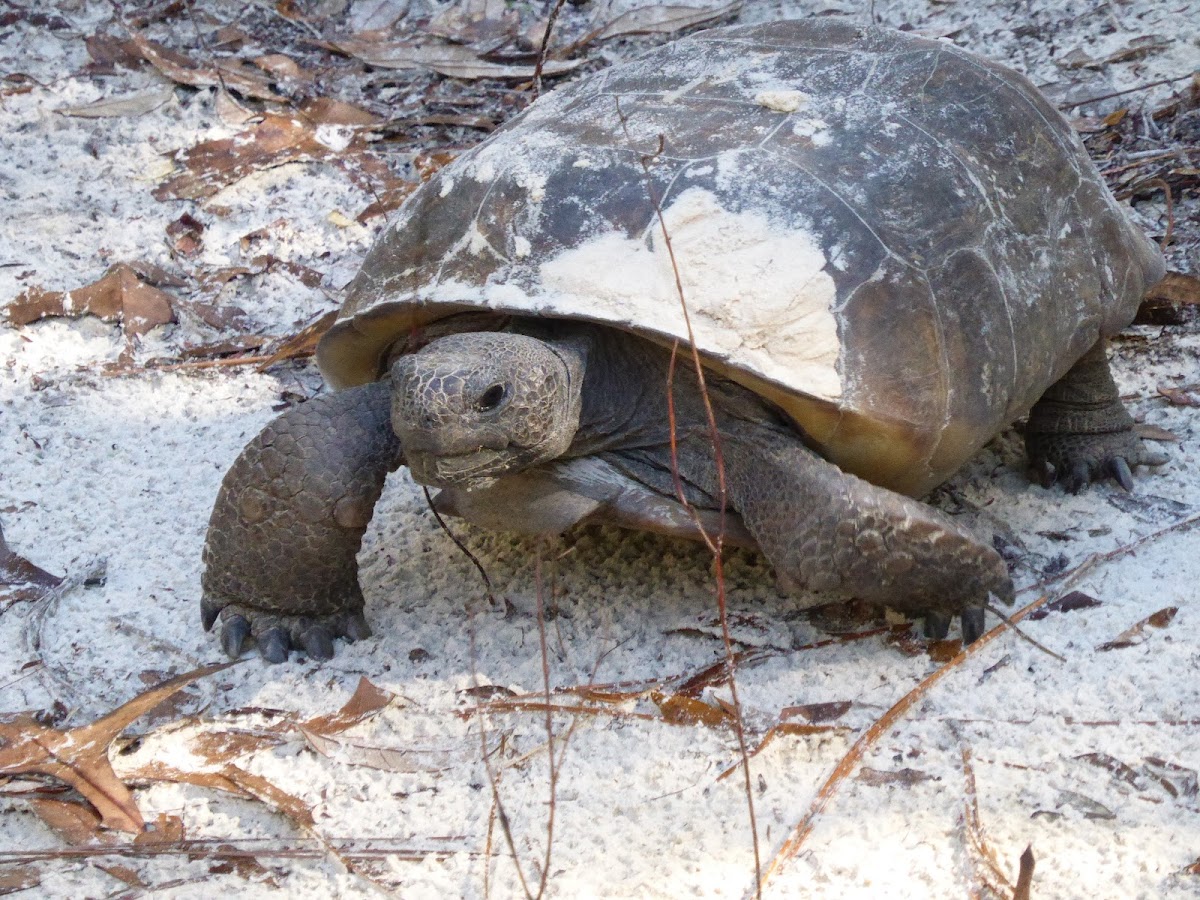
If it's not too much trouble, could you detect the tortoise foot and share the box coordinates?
[922,608,987,644]
[203,594,372,663]
[1030,430,1167,494]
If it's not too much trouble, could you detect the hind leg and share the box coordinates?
[1025,338,1167,492]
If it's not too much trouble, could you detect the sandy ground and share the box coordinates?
[1,1,1199,897]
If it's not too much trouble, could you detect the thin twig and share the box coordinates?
[1056,73,1196,109]
[532,0,568,99]
[951,723,1013,895]
[984,603,1066,662]
[532,542,557,900]
[422,487,499,607]
[614,97,762,896]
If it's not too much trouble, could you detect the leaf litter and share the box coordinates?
[1,0,1200,897]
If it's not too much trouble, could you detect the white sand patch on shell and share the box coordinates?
[539,187,842,398]
[755,89,810,113]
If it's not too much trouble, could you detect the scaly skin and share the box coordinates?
[1025,339,1168,492]
[707,427,1012,643]
[201,382,402,662]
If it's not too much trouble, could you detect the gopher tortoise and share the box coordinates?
[202,19,1166,662]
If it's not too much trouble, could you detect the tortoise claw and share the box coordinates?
[1065,460,1092,494]
[961,608,987,645]
[342,611,372,643]
[201,596,220,632]
[221,615,252,658]
[1109,456,1134,492]
[259,627,291,664]
[302,626,335,661]
[923,612,952,640]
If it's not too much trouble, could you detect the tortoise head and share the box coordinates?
[390,332,584,488]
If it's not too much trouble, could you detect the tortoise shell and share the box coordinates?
[317,19,1162,496]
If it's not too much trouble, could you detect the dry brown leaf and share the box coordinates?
[331,36,583,79]
[300,97,382,126]
[6,264,175,339]
[926,638,963,662]
[302,677,393,735]
[651,691,733,728]
[126,33,281,101]
[0,664,229,833]
[188,729,283,765]
[781,701,851,723]
[155,113,352,202]
[348,0,412,32]
[254,309,339,370]
[596,2,742,40]
[1142,756,1198,799]
[0,522,62,590]
[253,53,313,83]
[1075,751,1146,789]
[95,862,145,889]
[427,0,518,45]
[1027,589,1102,621]
[857,766,936,787]
[83,34,146,74]
[0,865,41,895]
[57,87,175,119]
[1157,385,1200,407]
[27,797,118,846]
[1097,606,1179,650]
[301,728,471,773]
[220,765,314,830]
[356,149,457,222]
[1135,423,1182,443]
[167,212,205,257]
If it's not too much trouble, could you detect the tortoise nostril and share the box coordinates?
[477,384,508,412]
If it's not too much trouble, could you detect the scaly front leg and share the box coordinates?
[719,427,1013,644]
[202,382,403,662]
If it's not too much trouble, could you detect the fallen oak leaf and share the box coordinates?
[0,865,41,895]
[1141,756,1198,799]
[1027,589,1102,621]
[302,677,393,736]
[27,797,120,846]
[299,97,382,127]
[0,663,230,834]
[651,691,733,728]
[300,728,474,773]
[857,766,937,786]
[329,36,584,80]
[594,2,743,41]
[781,701,852,724]
[57,87,175,119]
[166,212,204,257]
[1097,606,1179,650]
[6,264,175,339]
[0,522,62,590]
[154,113,370,202]
[1157,385,1200,407]
[125,32,282,101]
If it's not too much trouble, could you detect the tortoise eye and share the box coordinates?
[477,383,508,412]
